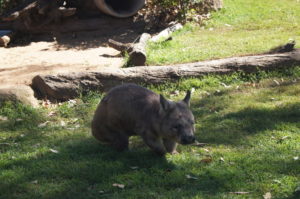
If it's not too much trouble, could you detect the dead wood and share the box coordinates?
[128,33,151,66]
[1,0,77,32]
[108,24,183,66]
[31,49,300,101]
[108,33,151,66]
[151,23,183,42]
[108,39,132,53]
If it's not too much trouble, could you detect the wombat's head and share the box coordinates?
[159,91,196,145]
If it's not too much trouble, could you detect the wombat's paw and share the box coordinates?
[170,150,179,155]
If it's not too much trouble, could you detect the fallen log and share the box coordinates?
[108,33,151,66]
[1,0,78,32]
[108,24,183,65]
[151,23,183,42]
[128,33,151,66]
[108,39,132,54]
[31,49,300,101]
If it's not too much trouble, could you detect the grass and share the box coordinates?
[146,0,300,65]
[1,68,300,199]
[1,0,300,198]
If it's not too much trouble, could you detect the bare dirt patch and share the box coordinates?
[0,29,140,88]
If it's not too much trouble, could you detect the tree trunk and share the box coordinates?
[31,49,300,101]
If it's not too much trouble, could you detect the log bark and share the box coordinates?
[128,33,151,66]
[151,23,183,42]
[108,33,151,66]
[0,0,79,32]
[31,49,300,101]
[108,39,132,53]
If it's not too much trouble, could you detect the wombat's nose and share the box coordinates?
[181,136,196,145]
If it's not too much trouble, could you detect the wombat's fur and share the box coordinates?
[91,84,195,155]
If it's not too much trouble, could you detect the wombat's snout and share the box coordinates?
[180,135,196,145]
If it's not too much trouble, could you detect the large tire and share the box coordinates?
[93,0,145,18]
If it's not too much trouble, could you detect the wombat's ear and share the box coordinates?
[160,94,171,111]
[183,90,191,106]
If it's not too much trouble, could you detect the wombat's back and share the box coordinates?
[92,84,160,136]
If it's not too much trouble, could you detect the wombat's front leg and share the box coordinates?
[142,132,167,155]
[163,139,178,154]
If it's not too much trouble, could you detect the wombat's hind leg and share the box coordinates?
[92,125,129,151]
[163,139,178,154]
[111,133,129,152]
[92,125,112,144]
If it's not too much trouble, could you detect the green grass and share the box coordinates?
[1,68,300,199]
[146,0,300,65]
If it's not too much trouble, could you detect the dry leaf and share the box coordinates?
[220,82,231,88]
[48,111,56,117]
[99,190,105,194]
[273,180,281,184]
[42,100,51,107]
[263,192,272,199]
[67,99,77,108]
[38,121,50,128]
[295,185,300,193]
[112,183,125,189]
[203,148,210,152]
[192,141,207,147]
[0,116,8,121]
[71,118,79,123]
[31,180,38,184]
[273,80,280,85]
[49,149,59,154]
[170,90,180,96]
[60,121,66,127]
[16,118,23,121]
[229,192,250,194]
[277,136,290,143]
[293,156,299,160]
[200,157,213,163]
[185,174,198,180]
[130,166,139,170]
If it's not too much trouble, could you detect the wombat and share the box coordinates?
[91,84,195,155]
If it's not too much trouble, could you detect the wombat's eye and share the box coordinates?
[171,125,181,131]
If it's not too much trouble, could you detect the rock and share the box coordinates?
[0,85,39,107]
[0,35,11,47]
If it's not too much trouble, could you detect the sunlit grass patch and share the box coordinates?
[1,68,300,198]
[147,0,300,65]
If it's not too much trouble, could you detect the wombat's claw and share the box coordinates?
[170,150,179,155]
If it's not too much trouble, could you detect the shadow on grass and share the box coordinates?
[0,137,173,199]
[1,135,299,199]
[193,94,300,145]
[0,125,256,199]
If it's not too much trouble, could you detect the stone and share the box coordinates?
[0,85,39,107]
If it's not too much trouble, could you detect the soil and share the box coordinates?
[0,29,140,88]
